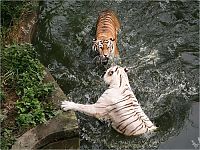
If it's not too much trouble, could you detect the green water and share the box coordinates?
[34,0,199,149]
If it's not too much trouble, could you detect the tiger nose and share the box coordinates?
[104,54,108,58]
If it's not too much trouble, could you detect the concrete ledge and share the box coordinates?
[12,111,79,149]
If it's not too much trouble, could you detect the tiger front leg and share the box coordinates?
[61,100,108,118]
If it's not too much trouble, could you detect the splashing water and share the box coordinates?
[34,0,199,149]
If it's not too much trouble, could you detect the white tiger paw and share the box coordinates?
[61,100,75,111]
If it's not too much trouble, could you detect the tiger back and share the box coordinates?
[92,10,120,64]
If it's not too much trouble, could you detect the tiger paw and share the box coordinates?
[61,101,75,111]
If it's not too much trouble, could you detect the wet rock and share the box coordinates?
[12,111,79,149]
[41,137,80,149]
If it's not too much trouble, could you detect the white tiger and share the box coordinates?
[61,65,157,136]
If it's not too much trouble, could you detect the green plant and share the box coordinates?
[2,43,54,126]
[1,1,26,40]
[1,0,38,45]
[0,128,15,150]
[1,2,48,149]
[0,89,5,101]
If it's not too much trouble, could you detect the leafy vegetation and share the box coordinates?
[1,44,55,149]
[0,129,16,150]
[1,0,37,42]
[0,89,5,101]
[1,1,55,149]
[1,1,25,27]
[2,43,54,126]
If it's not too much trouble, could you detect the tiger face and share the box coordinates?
[103,65,129,87]
[92,38,115,63]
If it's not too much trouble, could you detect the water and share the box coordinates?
[34,0,199,149]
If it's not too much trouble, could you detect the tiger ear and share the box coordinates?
[124,68,128,72]
[110,38,115,41]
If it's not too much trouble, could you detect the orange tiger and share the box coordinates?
[92,10,120,64]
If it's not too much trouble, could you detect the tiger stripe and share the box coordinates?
[119,110,135,118]
[114,103,134,113]
[130,123,144,135]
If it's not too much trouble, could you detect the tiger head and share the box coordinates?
[103,65,129,88]
[92,38,115,64]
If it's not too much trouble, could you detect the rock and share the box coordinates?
[12,111,79,149]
